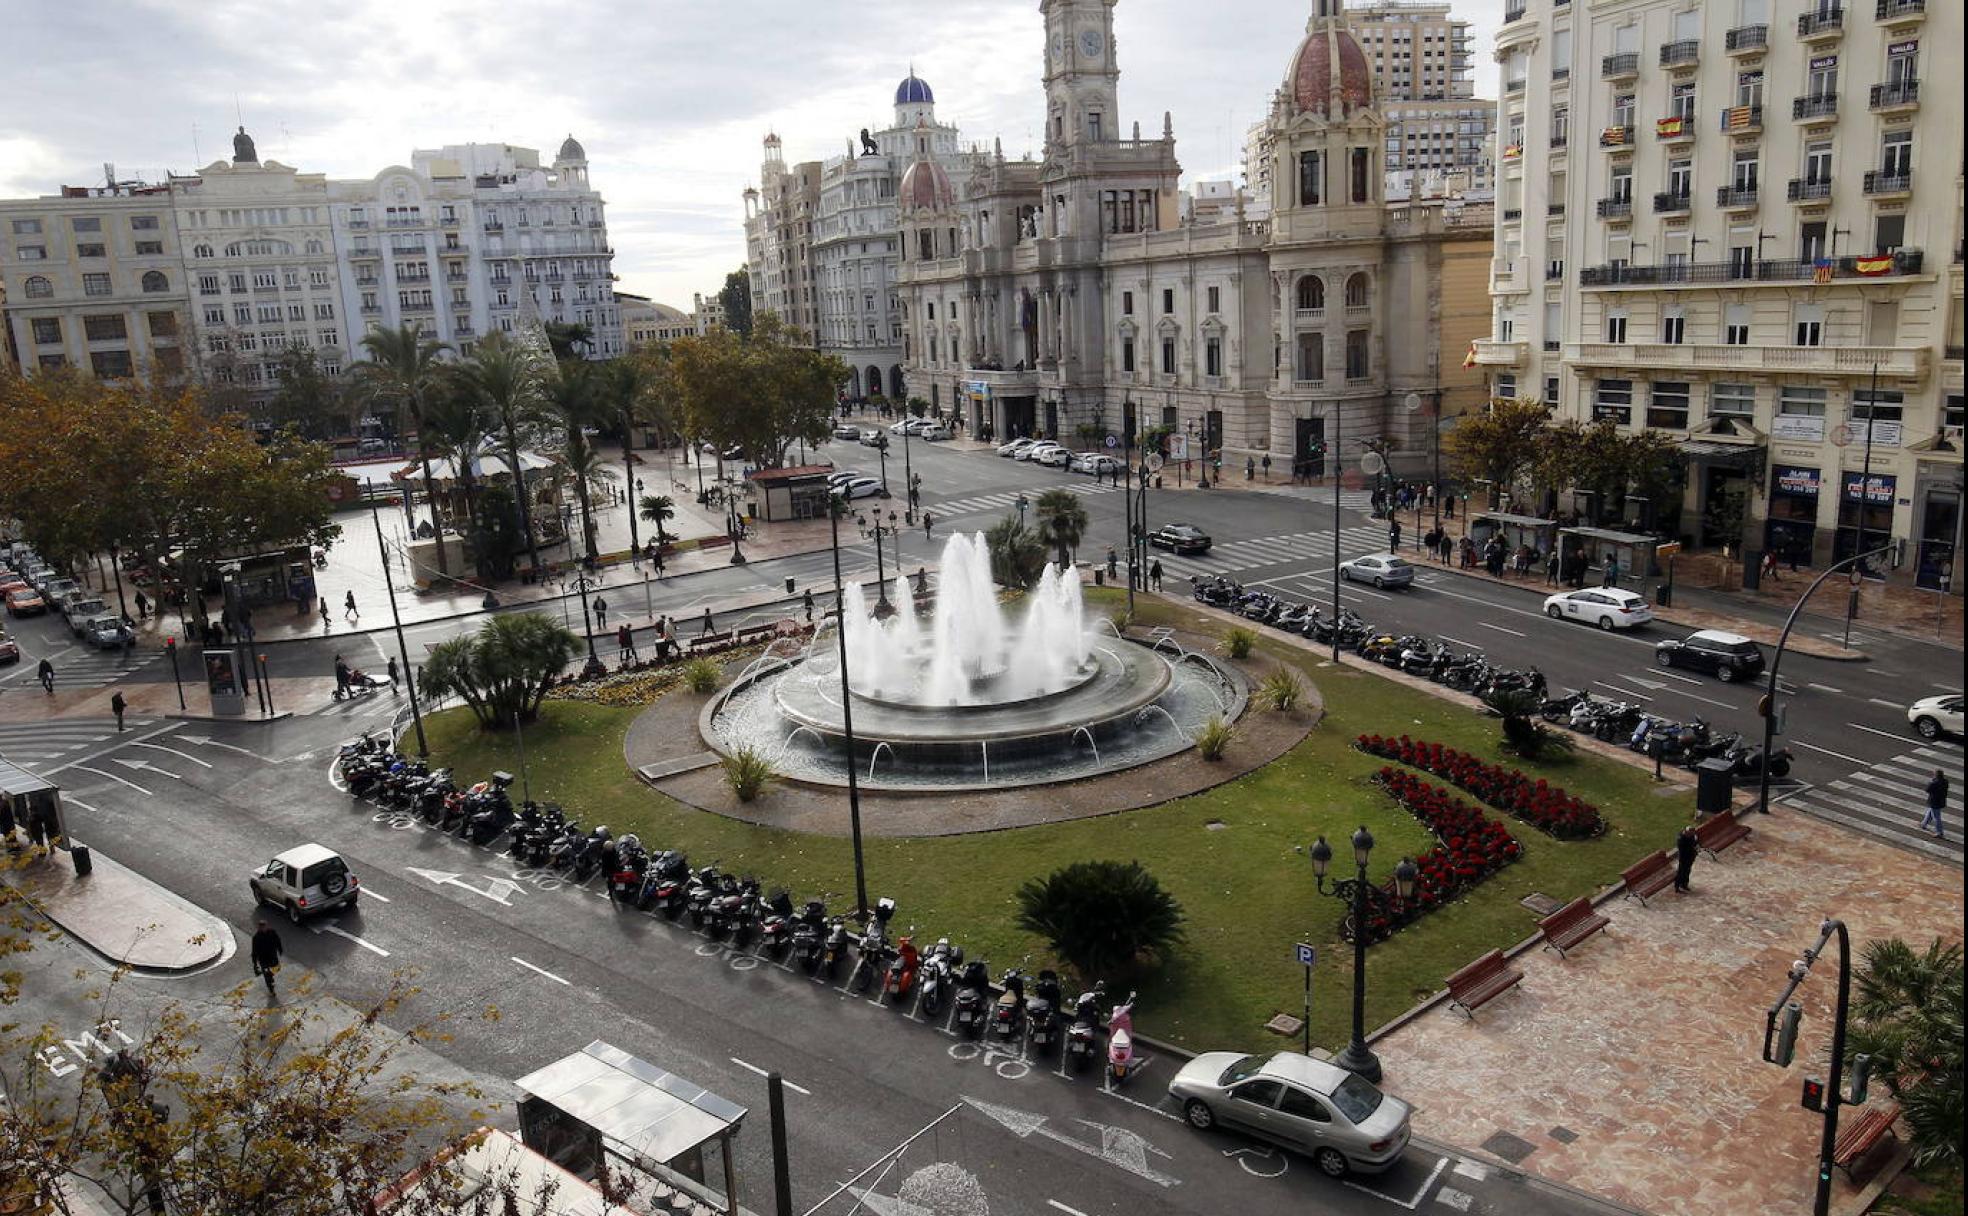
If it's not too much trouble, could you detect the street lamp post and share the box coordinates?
[859,512,899,617]
[1308,829,1417,1084]
[876,434,891,496]
[901,425,915,524]
[1760,918,1861,1216]
[164,638,186,711]
[366,479,429,757]
[572,572,607,678]
[827,496,872,918]
[727,490,748,566]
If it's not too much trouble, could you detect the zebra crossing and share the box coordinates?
[0,646,162,692]
[1148,524,1396,582]
[1782,745,1964,863]
[0,718,156,764]
[929,481,1124,520]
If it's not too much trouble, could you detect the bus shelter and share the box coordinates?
[515,1041,748,1216]
[1468,512,1559,562]
[0,758,66,855]
[1559,526,1666,579]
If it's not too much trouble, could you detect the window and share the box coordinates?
[1731,151,1759,192]
[1886,40,1917,86]
[1779,385,1827,417]
[1122,290,1134,315]
[315,302,336,320]
[1800,221,1828,263]
[89,350,132,379]
[140,270,168,293]
[192,244,213,258]
[1594,379,1634,424]
[1278,1088,1333,1123]
[1345,329,1370,379]
[1804,141,1832,183]
[1296,276,1325,312]
[1606,312,1628,343]
[71,217,101,233]
[1160,338,1176,375]
[1712,383,1756,417]
[10,218,40,235]
[1725,304,1751,345]
[1497,374,1518,399]
[1297,332,1324,381]
[1661,308,1685,344]
[1349,147,1371,202]
[131,215,158,230]
[147,312,177,338]
[1874,214,1905,254]
[23,275,52,298]
[1162,288,1175,315]
[1669,82,1697,122]
[203,306,224,325]
[1121,338,1136,372]
[83,315,126,342]
[1610,168,1632,203]
[1793,303,1823,347]
[1648,381,1691,429]
[15,244,46,260]
[229,272,248,292]
[82,273,111,297]
[37,354,66,370]
[233,304,251,325]
[1545,375,1561,404]
[1232,1081,1285,1109]
[1612,93,1635,129]
[1298,151,1322,205]
[1207,285,1221,314]
[1880,130,1912,178]
[1552,106,1569,145]
[1344,273,1370,309]
[75,243,106,258]
[1667,160,1692,198]
[30,317,61,345]
[1206,336,1222,377]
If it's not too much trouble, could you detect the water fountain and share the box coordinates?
[703,532,1245,790]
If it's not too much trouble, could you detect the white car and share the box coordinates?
[1072,453,1122,476]
[249,843,361,922]
[1035,445,1074,468]
[831,423,862,440]
[833,476,888,501]
[1543,587,1654,631]
[1907,693,1963,741]
[888,419,923,435]
[858,428,888,447]
[998,438,1039,458]
[1018,442,1063,463]
[918,423,953,440]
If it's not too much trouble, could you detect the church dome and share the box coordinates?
[895,74,935,106]
[898,158,955,213]
[1288,26,1374,117]
[558,133,587,162]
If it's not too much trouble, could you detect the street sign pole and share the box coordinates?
[1296,942,1317,1057]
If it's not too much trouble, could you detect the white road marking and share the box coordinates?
[311,922,390,957]
[1668,690,1735,710]
[1593,681,1653,701]
[175,733,261,757]
[68,764,151,795]
[357,887,389,903]
[511,956,571,985]
[729,1057,812,1094]
[1345,1154,1448,1210]
[1438,636,1480,650]
[46,721,181,775]
[1451,1158,1490,1181]
[1807,683,1843,694]
[1478,622,1525,637]
[111,757,181,781]
[1869,698,1905,710]
[128,741,213,769]
[1794,740,1868,764]
[1848,722,1917,745]
[1652,670,1707,687]
[1048,1202,1091,1216]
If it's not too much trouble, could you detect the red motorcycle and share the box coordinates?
[883,935,921,1006]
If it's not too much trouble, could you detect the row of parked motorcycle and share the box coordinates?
[334,734,1145,1081]
[1536,691,1793,777]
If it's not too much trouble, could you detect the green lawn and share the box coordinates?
[415,590,1693,1052]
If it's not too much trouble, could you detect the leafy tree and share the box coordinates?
[1847,937,1964,1169]
[543,320,595,362]
[465,484,525,582]
[1444,397,1552,507]
[539,362,614,560]
[1483,687,1573,759]
[420,379,497,533]
[459,332,549,578]
[1015,860,1186,978]
[261,347,351,440]
[668,316,843,472]
[718,268,754,338]
[418,612,580,727]
[1032,488,1089,567]
[1703,479,1750,555]
[984,515,1047,589]
[357,324,454,575]
[639,494,677,545]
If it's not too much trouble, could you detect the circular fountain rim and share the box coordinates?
[838,651,1105,712]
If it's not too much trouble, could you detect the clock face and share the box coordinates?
[1050,32,1064,60]
[1080,30,1103,58]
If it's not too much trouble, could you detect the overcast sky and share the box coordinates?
[3,0,1505,311]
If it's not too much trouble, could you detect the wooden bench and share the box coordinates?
[1445,949,1525,1018]
[1538,896,1611,958]
[1693,811,1752,859]
[1833,1105,1899,1183]
[734,624,776,647]
[687,631,734,655]
[1620,851,1676,905]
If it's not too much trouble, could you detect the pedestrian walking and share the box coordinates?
[1602,554,1620,588]
[37,658,54,696]
[802,588,815,622]
[1545,548,1561,586]
[111,691,127,732]
[923,512,935,540]
[700,608,714,635]
[1923,769,1950,838]
[386,657,400,693]
[913,567,928,596]
[593,596,608,628]
[319,598,332,630]
[1674,825,1699,892]
[250,921,284,997]
[333,654,351,700]
[1149,559,1164,592]
[344,590,358,622]
[134,589,149,622]
[1106,547,1118,580]
[1388,520,1402,551]
[617,622,636,661]
[1245,455,1255,481]
[1261,453,1272,482]
[1760,550,1781,585]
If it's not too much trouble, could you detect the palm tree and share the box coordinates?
[1849,937,1965,1168]
[639,494,677,546]
[420,378,503,578]
[460,332,547,577]
[544,320,596,361]
[541,361,614,560]
[1032,488,1089,569]
[358,323,453,574]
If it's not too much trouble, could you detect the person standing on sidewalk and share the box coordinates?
[319,598,332,631]
[1674,824,1700,892]
[134,589,149,622]
[1150,559,1164,592]
[1546,548,1562,586]
[387,657,400,693]
[802,588,815,622]
[1602,554,1620,588]
[593,595,609,628]
[1387,519,1402,552]
[923,512,935,541]
[1923,769,1950,838]
[251,921,284,996]
[111,691,127,732]
[344,590,359,622]
[700,608,714,635]
[37,658,54,695]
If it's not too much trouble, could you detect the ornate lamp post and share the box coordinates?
[1309,828,1418,1084]
[858,511,901,618]
[571,572,607,678]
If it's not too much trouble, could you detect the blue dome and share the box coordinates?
[895,74,935,106]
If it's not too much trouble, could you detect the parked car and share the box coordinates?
[1168,1051,1413,1178]
[4,589,46,617]
[1654,629,1765,682]
[249,843,361,923]
[859,428,888,448]
[1018,442,1063,463]
[1034,445,1074,468]
[1149,524,1213,555]
[62,596,108,634]
[1543,587,1653,630]
[833,476,889,501]
[832,423,862,440]
[889,418,931,435]
[0,629,18,664]
[917,422,953,441]
[1338,553,1415,589]
[1072,453,1122,477]
[0,575,28,597]
[81,614,133,650]
[824,470,863,489]
[997,439,1039,458]
[1907,693,1964,741]
[38,575,79,603]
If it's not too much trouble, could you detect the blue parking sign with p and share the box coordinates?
[1295,942,1317,968]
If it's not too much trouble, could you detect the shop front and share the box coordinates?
[1910,457,1963,592]
[1832,470,1897,569]
[1765,464,1822,568]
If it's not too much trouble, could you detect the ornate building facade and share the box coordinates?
[742,136,822,341]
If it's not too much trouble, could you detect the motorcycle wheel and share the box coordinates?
[921,992,941,1018]
[1770,756,1791,778]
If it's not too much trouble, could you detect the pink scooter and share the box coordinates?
[1106,990,1139,1084]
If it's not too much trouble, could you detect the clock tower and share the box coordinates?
[1041,0,1121,152]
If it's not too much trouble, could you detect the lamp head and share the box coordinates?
[1393,856,1418,899]
[1351,825,1374,867]
[1308,835,1332,879]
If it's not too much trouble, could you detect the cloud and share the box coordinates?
[3,0,1508,310]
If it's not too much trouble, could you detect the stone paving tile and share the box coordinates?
[1382,807,1962,1216]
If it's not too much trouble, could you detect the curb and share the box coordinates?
[1,841,233,975]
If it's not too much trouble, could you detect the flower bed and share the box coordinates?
[1346,767,1523,942]
[1355,734,1606,839]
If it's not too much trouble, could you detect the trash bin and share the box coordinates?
[785,577,796,595]
[72,845,92,877]
[1741,549,1762,592]
[1093,570,1105,586]
[1695,757,1734,815]
[1654,582,1673,609]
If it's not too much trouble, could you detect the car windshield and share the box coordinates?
[1384,558,1411,570]
[1217,1055,1267,1086]
[1329,1072,1385,1124]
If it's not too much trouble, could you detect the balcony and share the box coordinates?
[1503,4,1526,21]
[453,323,474,337]
[447,271,470,283]
[1599,125,1635,149]
[490,299,517,311]
[385,216,425,229]
[1568,341,1927,379]
[354,277,380,288]
[359,304,382,316]
[1578,249,1925,287]
[1653,191,1693,214]
[1550,133,1570,149]
[396,271,431,284]
[1602,52,1639,80]
[1597,197,1634,220]
[439,214,460,227]
[346,219,371,230]
[1863,170,1913,198]
[1659,40,1700,67]
[1719,104,1764,134]
[1787,178,1833,204]
[1716,185,1761,211]
[1470,339,1528,367]
[349,246,381,259]
[1503,208,1523,221]
[1547,201,1567,217]
[1875,0,1923,22]
[1792,93,1838,123]
[1798,7,1844,38]
[1869,80,1919,113]
[1505,78,1526,96]
[402,300,435,314]
[482,222,504,233]
[1725,24,1768,53]
[1655,114,1696,143]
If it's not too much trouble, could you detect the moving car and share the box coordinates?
[889,418,931,435]
[1149,524,1213,555]
[81,614,134,650]
[1168,1051,1413,1178]
[62,596,109,635]
[249,843,361,923]
[1907,693,1963,741]
[917,422,953,441]
[0,628,18,664]
[1017,442,1063,463]
[4,588,46,617]
[1072,453,1122,477]
[1654,629,1765,682]
[997,439,1039,458]
[1543,587,1654,630]
[1338,553,1415,589]
[858,428,888,448]
[833,476,888,501]
[832,423,862,440]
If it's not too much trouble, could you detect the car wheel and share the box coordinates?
[1716,664,1736,683]
[286,901,304,925]
[249,882,264,906]
[1654,650,1674,668]
[1373,577,1385,589]
[1913,716,1940,739]
[1597,615,1615,631]
[1313,1147,1350,1178]
[1183,1099,1215,1130]
[1546,605,1564,620]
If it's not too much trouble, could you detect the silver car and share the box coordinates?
[1338,553,1416,589]
[249,842,361,922]
[1168,1051,1412,1178]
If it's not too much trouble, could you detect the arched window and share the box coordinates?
[141,270,169,293]
[1295,275,1324,312]
[305,239,324,254]
[192,244,214,259]
[1344,273,1370,309]
[23,275,53,299]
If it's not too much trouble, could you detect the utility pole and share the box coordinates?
[1330,410,1343,663]
[367,481,428,757]
[829,498,871,917]
[1843,362,1880,647]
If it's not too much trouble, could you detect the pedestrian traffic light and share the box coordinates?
[1771,1001,1802,1066]
[1801,1076,1826,1112]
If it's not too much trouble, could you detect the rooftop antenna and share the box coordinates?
[234,92,244,127]
[191,122,201,165]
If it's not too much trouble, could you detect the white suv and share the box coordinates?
[250,843,361,922]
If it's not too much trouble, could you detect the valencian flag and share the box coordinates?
[1854,254,1895,276]
[1724,106,1756,131]
[1602,126,1629,146]
[1812,259,1836,284]
[1655,116,1686,138]
[1463,341,1479,369]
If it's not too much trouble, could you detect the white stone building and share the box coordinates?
[617,292,695,346]
[743,137,822,340]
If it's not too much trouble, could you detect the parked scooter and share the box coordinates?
[991,966,1028,1043]
[916,939,961,1018]
[790,900,828,972]
[1066,984,1105,1074]
[1106,990,1140,1084]
[850,898,897,993]
[1025,970,1063,1056]
[952,960,992,1038]
[758,891,798,958]
[884,934,921,1006]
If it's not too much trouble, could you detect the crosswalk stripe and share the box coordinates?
[1787,748,1964,859]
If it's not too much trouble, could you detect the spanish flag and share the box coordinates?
[1656,116,1686,138]
[1853,255,1894,276]
[1463,341,1478,369]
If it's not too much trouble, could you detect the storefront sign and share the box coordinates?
[1775,446,1819,460]
[1773,466,1821,497]
[1809,55,1837,71]
[1852,419,1904,447]
[1841,472,1896,505]
[1772,415,1826,442]
[1886,40,1917,55]
[961,380,993,400]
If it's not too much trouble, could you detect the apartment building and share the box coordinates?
[1479,0,1963,585]
[743,137,822,341]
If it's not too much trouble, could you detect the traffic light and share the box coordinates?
[1801,1076,1826,1112]
[1772,1001,1802,1066]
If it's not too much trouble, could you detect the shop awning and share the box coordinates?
[1471,512,1558,530]
[1679,439,1764,469]
[515,1042,746,1168]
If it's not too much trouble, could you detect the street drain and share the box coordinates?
[1549,1126,1579,1144]
[1479,1131,1538,1164]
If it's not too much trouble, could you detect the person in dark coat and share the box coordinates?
[700,608,714,635]
[111,691,128,732]
[1674,825,1700,892]
[333,655,351,700]
[1923,769,1949,839]
[251,921,284,995]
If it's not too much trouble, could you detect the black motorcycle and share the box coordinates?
[952,960,992,1038]
[1026,970,1063,1056]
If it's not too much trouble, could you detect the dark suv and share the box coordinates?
[1654,629,1765,682]
[1150,524,1214,555]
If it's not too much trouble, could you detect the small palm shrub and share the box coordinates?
[683,658,723,694]
[1220,626,1259,660]
[1195,715,1236,761]
[1258,668,1305,712]
[1014,860,1186,978]
[721,747,775,802]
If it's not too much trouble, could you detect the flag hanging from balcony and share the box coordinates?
[1724,106,1756,131]
[1601,126,1629,146]
[1655,116,1686,138]
[1853,254,1894,276]
[1463,341,1478,369]
[1812,258,1836,284]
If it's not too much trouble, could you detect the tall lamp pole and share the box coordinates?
[1122,398,1136,612]
[828,496,871,917]
[1309,829,1417,1085]
[366,480,429,757]
[571,572,606,678]
[1760,918,1862,1216]
[859,512,898,617]
[1843,362,1881,647]
[1330,413,1343,663]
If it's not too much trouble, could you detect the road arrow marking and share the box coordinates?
[962,1096,1179,1187]
[68,765,150,796]
[309,922,390,957]
[1618,675,1669,691]
[406,867,524,905]
[176,734,262,757]
[129,741,212,769]
[110,757,181,781]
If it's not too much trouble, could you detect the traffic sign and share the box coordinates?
[1105,434,1120,449]
[1145,454,1165,473]
[1361,451,1387,476]
[1294,942,1317,968]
